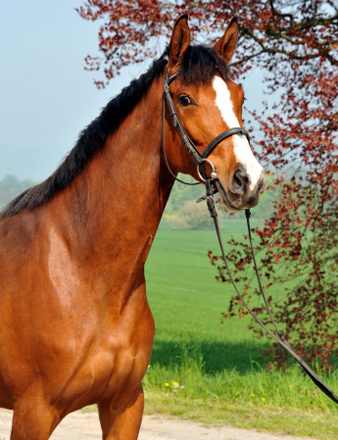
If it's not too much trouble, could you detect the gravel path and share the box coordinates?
[0,408,317,440]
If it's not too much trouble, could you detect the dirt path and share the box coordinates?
[0,408,317,440]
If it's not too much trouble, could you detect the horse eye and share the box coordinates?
[179,95,192,107]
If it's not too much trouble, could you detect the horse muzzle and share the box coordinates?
[216,166,265,210]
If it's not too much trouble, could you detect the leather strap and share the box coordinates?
[163,70,251,166]
[201,127,250,159]
[204,178,338,406]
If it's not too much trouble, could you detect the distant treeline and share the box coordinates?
[162,173,280,229]
[0,175,36,210]
[0,174,279,227]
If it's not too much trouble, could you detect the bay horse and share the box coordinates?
[0,15,264,439]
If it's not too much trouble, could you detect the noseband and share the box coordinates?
[162,69,338,406]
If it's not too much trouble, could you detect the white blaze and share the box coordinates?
[212,76,263,190]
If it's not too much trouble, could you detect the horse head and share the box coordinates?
[164,15,265,210]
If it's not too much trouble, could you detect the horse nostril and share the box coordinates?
[233,170,243,188]
[231,169,247,195]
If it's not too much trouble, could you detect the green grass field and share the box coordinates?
[143,226,338,439]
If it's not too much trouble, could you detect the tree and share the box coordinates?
[0,175,36,209]
[77,1,338,368]
[170,200,214,230]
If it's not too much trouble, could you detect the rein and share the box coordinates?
[162,70,338,406]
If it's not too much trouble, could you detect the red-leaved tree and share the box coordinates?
[77,0,338,369]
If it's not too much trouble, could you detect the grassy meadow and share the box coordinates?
[143,224,338,439]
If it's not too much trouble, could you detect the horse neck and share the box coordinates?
[51,74,174,278]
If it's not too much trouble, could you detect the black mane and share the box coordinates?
[179,45,229,85]
[1,45,228,219]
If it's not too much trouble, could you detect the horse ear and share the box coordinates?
[213,18,239,64]
[168,15,191,67]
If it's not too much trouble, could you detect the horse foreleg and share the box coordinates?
[10,399,59,440]
[98,385,144,440]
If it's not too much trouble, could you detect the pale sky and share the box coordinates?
[1,0,265,181]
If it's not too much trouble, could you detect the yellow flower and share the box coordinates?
[251,394,255,397]
[172,381,179,387]
[164,382,170,387]
[147,365,151,369]
[262,397,266,402]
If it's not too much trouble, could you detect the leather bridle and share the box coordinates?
[163,70,250,166]
[162,69,338,406]
[162,70,250,209]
